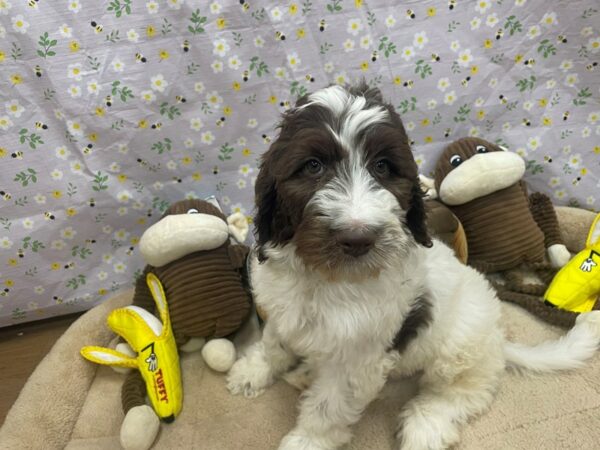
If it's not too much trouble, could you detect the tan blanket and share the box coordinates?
[1,207,599,450]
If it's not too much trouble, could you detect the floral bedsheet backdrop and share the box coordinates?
[0,0,599,326]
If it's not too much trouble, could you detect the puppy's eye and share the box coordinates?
[374,159,390,175]
[187,208,199,214]
[449,154,463,167]
[304,158,324,176]
[476,145,487,153]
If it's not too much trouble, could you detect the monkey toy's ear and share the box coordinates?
[227,212,249,243]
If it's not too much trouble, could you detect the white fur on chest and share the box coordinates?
[251,246,424,361]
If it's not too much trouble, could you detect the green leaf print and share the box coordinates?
[105,30,120,43]
[447,21,460,32]
[151,138,173,154]
[66,274,86,290]
[320,43,334,54]
[22,237,45,252]
[18,129,44,149]
[451,61,462,73]
[218,143,235,161]
[0,217,11,231]
[11,42,22,61]
[581,8,598,19]
[232,32,243,47]
[249,56,269,76]
[537,40,557,58]
[111,81,134,102]
[326,0,343,13]
[397,97,417,114]
[152,197,170,213]
[453,104,471,123]
[503,16,523,36]
[92,171,109,191]
[14,169,37,187]
[302,1,313,15]
[162,18,173,36]
[159,102,181,120]
[187,62,200,75]
[367,11,376,26]
[560,129,573,139]
[515,75,536,92]
[67,182,78,198]
[251,8,266,22]
[243,94,257,104]
[43,89,56,101]
[490,53,504,64]
[188,9,208,35]
[290,81,308,98]
[71,246,93,260]
[87,55,101,71]
[414,60,433,79]
[378,37,397,58]
[37,32,58,58]
[107,0,132,18]
[525,160,544,174]
[573,87,592,106]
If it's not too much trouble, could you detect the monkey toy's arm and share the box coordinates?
[528,191,571,268]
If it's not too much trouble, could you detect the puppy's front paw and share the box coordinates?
[226,354,273,398]
[397,409,459,450]
[279,431,330,450]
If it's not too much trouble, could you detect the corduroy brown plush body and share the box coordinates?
[121,199,252,415]
[433,137,578,328]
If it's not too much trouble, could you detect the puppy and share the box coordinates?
[227,84,600,450]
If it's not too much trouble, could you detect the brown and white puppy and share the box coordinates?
[227,85,600,450]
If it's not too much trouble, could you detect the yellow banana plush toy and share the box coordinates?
[544,213,600,313]
[81,273,183,421]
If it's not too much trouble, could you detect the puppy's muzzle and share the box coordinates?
[336,229,377,257]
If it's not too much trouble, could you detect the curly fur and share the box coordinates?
[227,85,600,450]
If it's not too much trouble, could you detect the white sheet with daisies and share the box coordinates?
[0,0,598,326]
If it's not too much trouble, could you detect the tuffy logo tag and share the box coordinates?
[141,342,169,404]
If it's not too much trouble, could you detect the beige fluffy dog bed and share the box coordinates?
[1,207,599,450]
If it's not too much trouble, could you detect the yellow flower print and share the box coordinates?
[51,262,61,270]
[296,28,306,39]
[514,54,524,63]
[477,110,485,120]
[8,258,18,267]
[427,7,436,17]
[88,133,98,142]
[66,207,77,217]
[137,217,147,225]
[542,116,552,126]
[10,74,23,85]
[538,98,548,107]
[159,49,169,61]
[182,156,192,165]
[52,190,62,199]
[223,106,232,116]
[424,136,433,143]
[242,148,251,156]
[289,3,298,15]
[470,65,479,75]
[484,39,493,49]
[95,107,105,117]
[192,172,202,181]
[130,237,139,245]
[268,95,277,104]
[137,119,148,128]
[117,174,128,183]
[355,0,363,7]
[216,17,227,30]
[69,40,80,52]
[393,76,402,85]
[0,147,6,158]
[360,61,369,71]
[98,288,107,296]
[232,81,241,91]
[580,168,588,176]
[5,279,14,287]
[146,25,156,38]
[0,51,5,63]
[421,118,430,126]
[594,146,600,154]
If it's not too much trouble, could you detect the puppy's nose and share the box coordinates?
[336,229,376,257]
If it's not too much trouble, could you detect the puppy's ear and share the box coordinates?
[406,182,433,248]
[254,163,277,261]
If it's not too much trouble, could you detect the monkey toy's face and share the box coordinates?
[434,137,526,206]
[139,199,237,268]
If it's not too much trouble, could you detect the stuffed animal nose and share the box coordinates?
[336,229,377,257]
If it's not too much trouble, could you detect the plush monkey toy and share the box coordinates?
[119,198,252,450]
[430,137,586,328]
